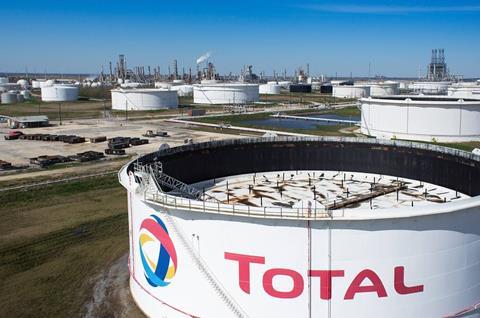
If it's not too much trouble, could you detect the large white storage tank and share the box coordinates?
[259,83,281,95]
[361,95,480,142]
[365,81,399,96]
[170,85,194,97]
[111,88,178,111]
[333,85,370,98]
[408,81,451,94]
[41,85,79,102]
[447,82,480,99]
[119,137,480,318]
[193,83,259,104]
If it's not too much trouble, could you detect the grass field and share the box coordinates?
[0,174,128,317]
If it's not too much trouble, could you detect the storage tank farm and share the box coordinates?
[119,137,480,318]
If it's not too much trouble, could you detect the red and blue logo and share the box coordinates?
[139,215,178,287]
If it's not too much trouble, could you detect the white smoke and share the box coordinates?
[196,52,211,65]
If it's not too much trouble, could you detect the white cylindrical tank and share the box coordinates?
[119,138,480,318]
[361,95,480,142]
[155,82,173,89]
[408,81,451,94]
[0,77,8,84]
[16,79,29,89]
[111,89,178,111]
[259,83,281,95]
[1,92,17,104]
[170,85,194,97]
[16,94,25,103]
[41,85,79,102]
[31,79,46,88]
[365,82,399,96]
[278,81,291,89]
[333,85,370,98]
[20,90,31,99]
[447,82,480,99]
[193,83,259,104]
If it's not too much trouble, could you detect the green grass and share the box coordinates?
[0,174,128,317]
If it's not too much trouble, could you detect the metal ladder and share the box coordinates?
[135,162,247,317]
[161,209,248,318]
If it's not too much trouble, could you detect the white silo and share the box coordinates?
[111,88,178,110]
[259,83,281,95]
[16,79,29,90]
[41,85,79,102]
[1,92,17,104]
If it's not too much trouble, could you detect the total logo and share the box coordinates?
[139,215,178,287]
[225,252,424,300]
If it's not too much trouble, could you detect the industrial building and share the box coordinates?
[119,137,480,318]
[360,95,480,142]
[41,85,79,102]
[7,116,49,128]
[111,88,178,111]
[193,83,259,105]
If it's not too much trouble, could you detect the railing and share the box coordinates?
[146,189,339,220]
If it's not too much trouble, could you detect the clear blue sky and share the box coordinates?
[1,0,479,78]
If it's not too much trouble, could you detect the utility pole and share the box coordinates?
[58,102,62,125]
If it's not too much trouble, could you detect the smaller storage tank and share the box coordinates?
[16,94,25,103]
[0,77,8,84]
[171,85,194,97]
[1,92,17,104]
[111,89,178,110]
[20,90,31,99]
[16,79,29,89]
[259,83,281,94]
[289,84,312,93]
[193,83,259,104]
[41,85,79,102]
[448,82,480,99]
[408,81,451,94]
[333,85,370,98]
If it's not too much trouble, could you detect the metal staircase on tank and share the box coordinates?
[133,161,248,318]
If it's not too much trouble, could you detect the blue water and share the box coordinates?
[244,114,360,130]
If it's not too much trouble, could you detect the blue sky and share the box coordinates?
[1,0,479,77]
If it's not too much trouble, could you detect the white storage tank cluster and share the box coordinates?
[119,137,480,318]
[361,95,480,142]
[259,82,281,95]
[111,88,178,111]
[447,82,480,99]
[333,85,370,98]
[193,83,259,104]
[41,85,79,102]
[408,81,451,94]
